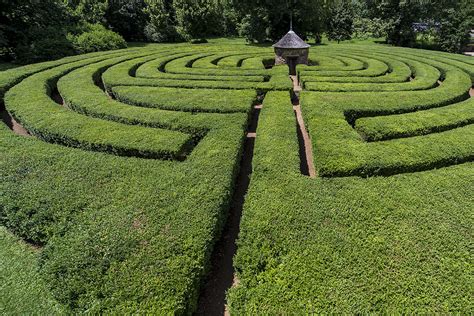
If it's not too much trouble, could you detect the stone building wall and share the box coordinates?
[274,48,309,65]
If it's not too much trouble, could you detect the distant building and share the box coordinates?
[273,29,310,75]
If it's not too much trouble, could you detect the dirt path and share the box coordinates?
[195,103,261,316]
[293,102,316,178]
[291,76,316,178]
[197,73,318,314]
[1,110,30,136]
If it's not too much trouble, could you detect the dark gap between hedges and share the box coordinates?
[195,96,262,316]
[295,117,311,176]
[50,88,64,105]
[1,109,31,136]
[291,91,313,178]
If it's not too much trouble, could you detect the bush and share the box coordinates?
[69,24,127,54]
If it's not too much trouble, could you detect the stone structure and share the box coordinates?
[273,30,310,75]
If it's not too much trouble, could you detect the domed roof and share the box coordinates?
[273,30,310,49]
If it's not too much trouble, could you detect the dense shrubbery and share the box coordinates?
[0,0,126,63]
[69,24,127,54]
[437,8,473,53]
[353,18,388,39]
[226,47,473,313]
[0,44,259,312]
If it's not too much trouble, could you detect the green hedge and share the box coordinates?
[302,57,411,83]
[356,97,474,141]
[0,44,252,313]
[2,41,472,315]
[304,58,440,92]
[135,53,267,82]
[104,57,292,91]
[228,45,473,314]
[300,54,388,78]
[164,53,268,76]
[300,53,472,176]
[57,57,248,135]
[307,53,366,71]
[240,55,272,69]
[5,59,193,160]
[112,86,256,113]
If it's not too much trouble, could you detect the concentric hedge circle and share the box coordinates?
[0,42,472,313]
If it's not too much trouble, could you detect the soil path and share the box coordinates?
[197,74,317,315]
[195,104,261,316]
[291,75,316,178]
[293,102,316,178]
[1,110,30,136]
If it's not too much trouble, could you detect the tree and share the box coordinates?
[0,0,74,62]
[105,0,148,41]
[143,0,181,42]
[437,6,473,53]
[238,8,268,43]
[174,0,223,41]
[231,0,329,43]
[64,0,108,24]
[327,3,354,43]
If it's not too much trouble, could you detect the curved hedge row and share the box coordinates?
[1,41,473,314]
[230,44,473,314]
[5,56,194,160]
[0,44,267,313]
[300,47,473,177]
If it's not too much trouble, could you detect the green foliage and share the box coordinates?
[226,45,473,313]
[14,26,74,64]
[65,0,108,24]
[0,227,64,314]
[143,0,182,43]
[238,10,268,43]
[0,0,74,63]
[105,0,148,41]
[174,0,223,41]
[1,39,473,314]
[0,42,262,312]
[353,17,387,39]
[379,0,419,46]
[0,0,126,63]
[437,7,473,53]
[112,86,256,113]
[327,3,354,43]
[69,23,127,54]
[234,0,328,43]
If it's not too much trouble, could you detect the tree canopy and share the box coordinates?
[1,0,472,63]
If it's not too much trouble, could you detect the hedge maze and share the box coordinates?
[1,42,473,313]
